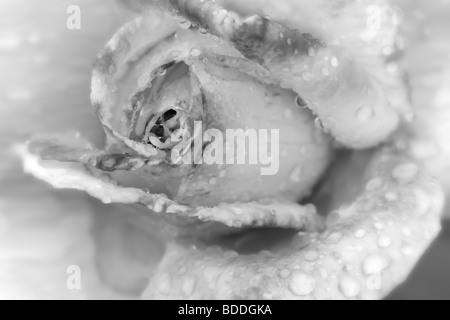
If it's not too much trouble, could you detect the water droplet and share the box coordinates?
[319,268,328,280]
[232,207,244,216]
[182,276,196,295]
[412,189,431,217]
[366,178,383,191]
[190,48,202,57]
[308,47,316,57]
[289,272,316,296]
[295,95,308,108]
[279,269,291,279]
[401,246,414,256]
[362,255,390,275]
[325,232,343,244]
[356,106,374,121]
[178,19,192,29]
[392,163,419,184]
[279,32,285,39]
[339,275,360,298]
[290,165,303,183]
[156,273,172,293]
[322,67,330,76]
[262,292,273,299]
[378,235,392,248]
[204,266,221,283]
[302,72,314,81]
[374,222,384,230]
[158,67,167,76]
[304,250,319,261]
[385,192,398,202]
[331,56,339,67]
[314,117,325,130]
[287,38,292,45]
[355,229,367,239]
[402,228,411,237]
[199,27,208,35]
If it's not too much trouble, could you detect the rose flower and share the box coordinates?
[18,0,449,299]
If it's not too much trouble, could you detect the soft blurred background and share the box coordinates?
[0,0,449,299]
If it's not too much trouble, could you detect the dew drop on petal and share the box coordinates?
[374,222,384,230]
[289,272,316,296]
[304,250,319,262]
[356,105,374,121]
[331,56,339,67]
[314,117,325,130]
[413,189,431,217]
[355,229,367,239]
[295,95,308,108]
[392,163,419,184]
[385,192,398,202]
[362,255,390,275]
[366,178,383,191]
[182,276,197,295]
[319,268,328,280]
[402,227,412,237]
[290,165,303,183]
[377,235,392,248]
[401,246,414,257]
[279,269,291,279]
[339,275,360,298]
[190,48,202,57]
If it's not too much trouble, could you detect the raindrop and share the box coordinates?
[279,269,291,279]
[392,163,419,184]
[330,56,339,67]
[279,32,285,39]
[402,227,411,237]
[322,67,330,76]
[377,235,392,248]
[314,117,325,130]
[319,268,328,280]
[289,272,316,296]
[302,72,314,81]
[356,105,374,121]
[385,192,398,202]
[182,277,197,295]
[374,222,384,230]
[401,246,414,256]
[354,229,367,239]
[290,165,303,183]
[295,95,308,108]
[308,47,316,57]
[304,250,319,262]
[366,178,383,191]
[190,48,202,57]
[339,275,360,298]
[362,254,390,275]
